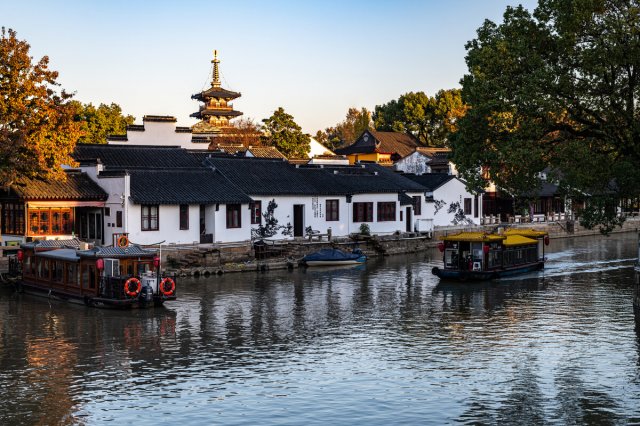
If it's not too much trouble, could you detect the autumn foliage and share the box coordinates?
[0,28,80,188]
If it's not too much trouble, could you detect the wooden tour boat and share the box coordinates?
[14,239,176,308]
[431,229,549,281]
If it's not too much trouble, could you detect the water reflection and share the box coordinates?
[0,233,639,424]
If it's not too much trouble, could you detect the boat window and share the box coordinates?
[488,250,502,268]
[445,249,458,269]
[104,259,120,277]
[88,265,96,290]
[471,243,483,261]
[66,264,77,286]
[53,261,63,283]
[136,262,151,276]
[81,265,90,289]
[41,259,50,280]
[23,254,32,277]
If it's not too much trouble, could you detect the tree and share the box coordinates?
[315,107,372,150]
[450,0,640,232]
[72,101,135,144]
[373,89,467,147]
[209,117,262,148]
[261,107,310,158]
[0,28,80,187]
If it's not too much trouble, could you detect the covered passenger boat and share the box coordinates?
[16,239,176,308]
[431,229,549,281]
[301,248,367,266]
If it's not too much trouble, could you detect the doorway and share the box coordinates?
[293,205,304,237]
[406,207,412,232]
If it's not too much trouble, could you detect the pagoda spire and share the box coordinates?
[212,50,221,88]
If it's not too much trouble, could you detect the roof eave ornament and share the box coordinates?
[212,50,221,88]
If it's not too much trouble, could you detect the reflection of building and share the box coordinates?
[0,169,107,244]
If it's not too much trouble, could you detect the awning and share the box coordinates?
[26,201,106,208]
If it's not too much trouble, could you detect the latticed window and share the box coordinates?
[377,202,396,222]
[353,202,373,222]
[2,203,25,235]
[326,200,339,221]
[141,205,159,231]
[250,201,262,225]
[226,204,241,228]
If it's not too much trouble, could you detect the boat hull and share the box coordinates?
[432,261,544,282]
[17,280,173,309]
[304,257,367,267]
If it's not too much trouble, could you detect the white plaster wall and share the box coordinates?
[427,179,482,227]
[350,193,405,235]
[395,152,429,175]
[213,203,252,243]
[308,138,334,158]
[126,204,203,245]
[108,121,204,149]
[95,174,127,246]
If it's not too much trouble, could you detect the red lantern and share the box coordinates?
[17,250,23,262]
[544,235,550,246]
[483,245,490,254]
[96,258,104,271]
[437,242,445,252]
[153,256,160,268]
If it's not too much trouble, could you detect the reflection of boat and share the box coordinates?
[432,229,549,281]
[634,233,640,319]
[16,239,176,308]
[301,248,367,266]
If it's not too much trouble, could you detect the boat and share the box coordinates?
[301,247,367,266]
[14,239,176,308]
[431,229,549,281]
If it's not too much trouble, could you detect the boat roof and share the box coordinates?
[78,245,156,259]
[503,235,539,247]
[21,238,82,250]
[36,248,80,261]
[504,229,548,238]
[440,232,506,242]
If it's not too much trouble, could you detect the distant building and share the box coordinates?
[107,115,207,150]
[334,129,419,165]
[395,147,454,175]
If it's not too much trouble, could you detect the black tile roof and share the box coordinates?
[143,115,177,122]
[128,169,251,205]
[74,145,203,170]
[205,158,427,196]
[192,87,241,101]
[402,173,456,191]
[79,245,156,258]
[13,170,108,201]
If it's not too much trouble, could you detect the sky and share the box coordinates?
[3,0,538,134]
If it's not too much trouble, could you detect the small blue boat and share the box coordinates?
[302,248,367,266]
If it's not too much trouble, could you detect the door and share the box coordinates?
[293,205,304,237]
[406,207,412,232]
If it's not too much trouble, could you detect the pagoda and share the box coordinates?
[191,51,243,134]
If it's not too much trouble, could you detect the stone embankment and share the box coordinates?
[160,217,640,277]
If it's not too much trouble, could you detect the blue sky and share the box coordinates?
[3,0,537,133]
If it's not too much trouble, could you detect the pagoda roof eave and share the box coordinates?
[191,110,244,119]
[191,87,241,101]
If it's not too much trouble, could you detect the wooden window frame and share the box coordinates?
[141,205,159,231]
[250,201,262,225]
[179,204,189,230]
[353,202,373,223]
[412,196,422,216]
[377,202,396,222]
[326,199,339,221]
[226,204,242,229]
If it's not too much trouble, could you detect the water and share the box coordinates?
[1,233,639,425]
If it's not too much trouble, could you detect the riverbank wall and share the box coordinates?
[159,217,640,276]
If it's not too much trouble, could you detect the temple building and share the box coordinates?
[191,51,244,136]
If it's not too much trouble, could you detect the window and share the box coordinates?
[2,203,25,235]
[116,211,123,228]
[105,207,111,217]
[141,205,159,231]
[474,196,479,218]
[226,204,241,228]
[412,196,422,216]
[326,200,339,221]
[464,198,472,215]
[250,201,262,225]
[179,204,189,230]
[353,202,373,222]
[377,202,396,222]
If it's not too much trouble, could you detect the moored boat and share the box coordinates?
[15,239,176,308]
[431,229,549,281]
[301,247,367,266]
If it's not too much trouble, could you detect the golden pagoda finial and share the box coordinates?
[212,50,221,88]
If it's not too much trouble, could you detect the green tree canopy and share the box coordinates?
[72,101,135,144]
[0,28,80,187]
[315,107,372,150]
[373,89,467,147]
[450,0,640,232]
[261,107,310,158]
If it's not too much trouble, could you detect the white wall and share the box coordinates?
[427,179,482,227]
[308,138,334,158]
[395,152,429,175]
[213,203,252,243]
[126,204,203,245]
[108,120,207,150]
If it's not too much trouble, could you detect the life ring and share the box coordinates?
[124,277,141,297]
[160,277,175,296]
[117,235,129,248]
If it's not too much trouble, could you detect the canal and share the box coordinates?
[1,233,639,424]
